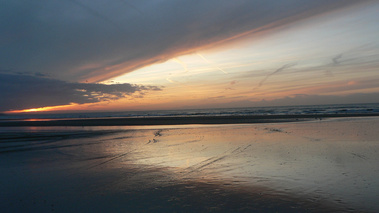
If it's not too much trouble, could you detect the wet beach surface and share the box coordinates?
[1,117,379,212]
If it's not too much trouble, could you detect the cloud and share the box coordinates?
[197,53,228,74]
[0,0,363,82]
[332,54,343,65]
[255,93,379,107]
[190,93,379,109]
[0,73,161,111]
[254,63,297,89]
[236,43,379,85]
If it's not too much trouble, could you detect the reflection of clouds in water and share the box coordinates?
[113,119,379,212]
[2,118,379,212]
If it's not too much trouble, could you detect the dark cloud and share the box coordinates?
[0,0,362,82]
[0,73,161,111]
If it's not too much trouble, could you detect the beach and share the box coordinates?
[1,116,379,212]
[2,0,379,211]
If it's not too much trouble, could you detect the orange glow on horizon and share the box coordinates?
[5,103,79,114]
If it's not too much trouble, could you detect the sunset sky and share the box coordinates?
[1,0,379,113]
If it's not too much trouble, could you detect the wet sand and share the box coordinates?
[1,117,379,212]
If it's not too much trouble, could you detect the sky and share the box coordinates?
[1,0,379,113]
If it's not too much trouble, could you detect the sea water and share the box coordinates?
[1,103,379,121]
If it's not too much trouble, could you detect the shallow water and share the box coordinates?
[1,117,379,212]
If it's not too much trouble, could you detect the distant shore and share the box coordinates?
[1,113,379,126]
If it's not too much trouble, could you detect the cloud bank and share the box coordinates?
[0,0,362,82]
[0,73,161,111]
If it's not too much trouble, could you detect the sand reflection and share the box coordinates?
[96,119,379,211]
[1,118,379,212]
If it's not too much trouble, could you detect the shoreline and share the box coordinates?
[1,113,379,126]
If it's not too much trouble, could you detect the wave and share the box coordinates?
[1,103,379,121]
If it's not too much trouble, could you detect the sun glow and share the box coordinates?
[5,103,79,113]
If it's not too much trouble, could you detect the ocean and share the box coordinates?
[1,103,379,121]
